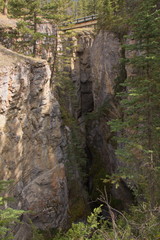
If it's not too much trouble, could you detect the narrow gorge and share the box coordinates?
[0,1,159,238]
[0,25,132,239]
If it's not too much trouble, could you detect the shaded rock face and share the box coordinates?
[0,46,68,233]
[72,31,133,208]
[89,32,133,207]
[72,31,120,172]
[88,31,121,173]
[71,32,94,117]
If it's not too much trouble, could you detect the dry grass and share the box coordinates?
[0,13,17,28]
[0,45,46,67]
[72,27,95,32]
[0,45,15,66]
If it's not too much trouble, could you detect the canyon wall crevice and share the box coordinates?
[71,30,133,209]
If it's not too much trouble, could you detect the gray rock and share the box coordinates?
[0,46,68,235]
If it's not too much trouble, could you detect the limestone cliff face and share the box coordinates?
[72,31,120,172]
[91,31,120,108]
[71,31,94,117]
[89,31,132,206]
[72,30,133,207]
[89,31,121,172]
[0,45,68,236]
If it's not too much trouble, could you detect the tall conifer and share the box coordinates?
[109,0,160,207]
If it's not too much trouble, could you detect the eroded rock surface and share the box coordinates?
[71,31,94,117]
[72,30,133,208]
[0,45,68,234]
[72,31,120,172]
[91,31,120,108]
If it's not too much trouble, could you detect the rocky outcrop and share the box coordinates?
[36,20,57,60]
[0,16,57,61]
[0,45,68,236]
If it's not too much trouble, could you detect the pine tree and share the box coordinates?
[109,0,160,207]
[76,0,88,17]
[97,0,127,33]
[86,0,97,15]
[3,0,8,15]
[74,0,97,18]
[9,0,72,57]
[9,0,43,56]
[0,181,24,240]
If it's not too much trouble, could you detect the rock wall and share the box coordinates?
[0,45,68,238]
[71,30,133,208]
[71,30,120,172]
[88,31,120,173]
[89,31,133,207]
[0,18,57,61]
[71,31,94,117]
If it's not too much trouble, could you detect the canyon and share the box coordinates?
[0,19,133,239]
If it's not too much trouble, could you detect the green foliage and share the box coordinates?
[9,0,43,56]
[73,0,97,18]
[0,181,24,240]
[109,0,160,207]
[0,0,3,12]
[53,203,160,240]
[54,206,104,240]
[7,0,73,56]
[103,173,126,189]
[123,203,160,240]
[97,0,128,34]
[31,224,45,240]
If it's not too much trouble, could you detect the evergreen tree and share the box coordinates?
[9,0,72,57]
[9,0,43,56]
[86,0,97,15]
[76,0,88,17]
[3,0,8,15]
[42,0,72,24]
[97,0,127,33]
[73,0,97,18]
[109,0,160,207]
[0,181,24,240]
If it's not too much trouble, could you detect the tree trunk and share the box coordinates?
[3,0,8,15]
[33,11,37,57]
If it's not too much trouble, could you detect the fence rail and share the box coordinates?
[62,14,97,26]
[73,14,97,24]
